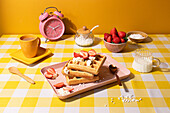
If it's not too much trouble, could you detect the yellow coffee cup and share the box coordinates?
[19,34,41,58]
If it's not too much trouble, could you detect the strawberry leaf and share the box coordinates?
[123,36,128,42]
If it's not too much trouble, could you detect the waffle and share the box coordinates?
[62,62,94,79]
[65,75,99,85]
[67,54,106,75]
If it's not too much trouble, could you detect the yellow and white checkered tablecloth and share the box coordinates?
[0,34,170,113]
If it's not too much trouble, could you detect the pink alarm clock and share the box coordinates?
[39,7,65,42]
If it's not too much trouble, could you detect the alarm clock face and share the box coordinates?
[44,19,64,38]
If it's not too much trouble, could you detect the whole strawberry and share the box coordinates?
[112,37,120,43]
[120,38,125,43]
[107,36,112,43]
[110,27,118,35]
[104,33,111,41]
[118,31,126,38]
[112,34,118,39]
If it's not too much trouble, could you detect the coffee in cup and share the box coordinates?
[19,34,41,58]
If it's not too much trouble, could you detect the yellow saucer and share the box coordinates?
[10,47,52,65]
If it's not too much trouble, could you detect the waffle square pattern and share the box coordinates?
[62,54,106,85]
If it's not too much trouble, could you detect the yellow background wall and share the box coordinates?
[0,0,170,36]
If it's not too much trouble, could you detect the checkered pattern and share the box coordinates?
[0,34,170,113]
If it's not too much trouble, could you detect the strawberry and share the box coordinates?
[107,36,112,43]
[54,82,65,88]
[118,31,126,38]
[112,37,120,43]
[73,52,82,58]
[63,87,74,92]
[44,72,53,79]
[110,27,118,35]
[46,68,58,79]
[120,38,125,43]
[80,50,89,59]
[88,49,97,57]
[104,33,111,41]
[112,34,118,39]
[47,68,56,75]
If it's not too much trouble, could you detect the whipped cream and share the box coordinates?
[58,87,70,96]
[86,60,92,66]
[89,56,96,61]
[73,57,84,63]
[52,73,58,79]
[64,67,69,74]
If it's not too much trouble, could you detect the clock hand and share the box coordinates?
[54,25,60,29]
[49,26,54,29]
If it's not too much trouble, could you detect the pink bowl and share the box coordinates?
[103,39,127,53]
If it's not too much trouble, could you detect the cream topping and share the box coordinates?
[58,87,70,96]
[89,56,96,61]
[86,60,92,66]
[64,67,69,74]
[73,57,84,63]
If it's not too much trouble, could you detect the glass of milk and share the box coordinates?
[132,48,160,73]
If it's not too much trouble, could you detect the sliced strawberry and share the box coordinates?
[80,50,89,59]
[44,72,53,79]
[107,36,112,43]
[54,82,65,88]
[73,52,82,58]
[88,49,97,57]
[63,87,74,92]
[47,68,56,75]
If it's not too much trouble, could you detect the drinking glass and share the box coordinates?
[132,48,160,73]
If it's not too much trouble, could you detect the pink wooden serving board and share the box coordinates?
[41,53,131,99]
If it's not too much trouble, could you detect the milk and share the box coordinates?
[132,48,160,73]
[132,59,152,73]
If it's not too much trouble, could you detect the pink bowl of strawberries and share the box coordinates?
[103,27,128,53]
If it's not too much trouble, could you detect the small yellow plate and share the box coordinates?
[10,47,52,65]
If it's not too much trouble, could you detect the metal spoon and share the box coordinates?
[8,66,35,84]
[109,64,122,86]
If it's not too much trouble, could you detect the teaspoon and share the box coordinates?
[109,64,122,86]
